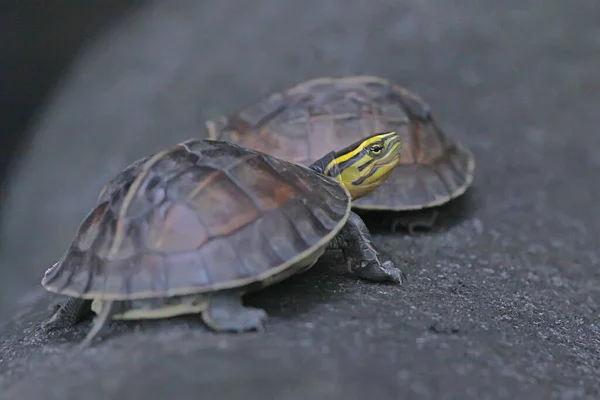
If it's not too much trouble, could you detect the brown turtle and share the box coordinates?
[41,132,405,346]
[206,75,476,233]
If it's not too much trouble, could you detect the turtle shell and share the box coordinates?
[206,76,475,211]
[42,139,351,300]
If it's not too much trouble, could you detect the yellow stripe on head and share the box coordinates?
[325,131,402,200]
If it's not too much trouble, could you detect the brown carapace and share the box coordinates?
[41,137,405,346]
[206,75,475,213]
[42,139,350,300]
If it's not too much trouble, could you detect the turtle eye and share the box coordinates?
[367,144,383,156]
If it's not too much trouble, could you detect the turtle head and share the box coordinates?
[320,131,402,200]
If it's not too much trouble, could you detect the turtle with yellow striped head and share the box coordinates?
[41,131,404,346]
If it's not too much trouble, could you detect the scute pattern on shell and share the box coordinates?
[207,76,475,210]
[42,139,350,300]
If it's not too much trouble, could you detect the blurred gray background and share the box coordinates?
[1,1,599,399]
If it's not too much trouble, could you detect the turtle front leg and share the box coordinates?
[330,211,407,284]
[42,297,93,331]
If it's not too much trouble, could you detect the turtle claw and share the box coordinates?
[380,260,407,284]
[41,314,62,332]
[41,304,72,332]
[350,258,406,285]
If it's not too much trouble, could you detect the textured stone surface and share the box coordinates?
[1,0,599,399]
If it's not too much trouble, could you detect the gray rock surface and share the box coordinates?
[1,0,599,398]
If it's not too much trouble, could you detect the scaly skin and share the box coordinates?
[327,211,406,283]
[41,132,406,346]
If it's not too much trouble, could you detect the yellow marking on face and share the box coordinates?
[326,131,402,200]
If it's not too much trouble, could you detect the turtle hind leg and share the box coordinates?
[77,300,115,348]
[391,209,439,235]
[202,292,267,333]
[42,297,93,331]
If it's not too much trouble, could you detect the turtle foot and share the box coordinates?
[390,209,439,235]
[349,258,407,285]
[203,293,267,333]
[42,298,92,331]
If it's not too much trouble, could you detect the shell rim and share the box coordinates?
[42,169,353,301]
[284,75,392,94]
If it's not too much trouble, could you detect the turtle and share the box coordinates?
[41,131,405,346]
[205,75,476,234]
